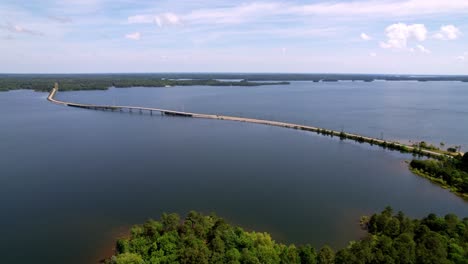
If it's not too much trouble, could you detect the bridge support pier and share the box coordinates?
[150,110,152,115]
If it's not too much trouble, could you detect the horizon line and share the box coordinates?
[1,72,468,77]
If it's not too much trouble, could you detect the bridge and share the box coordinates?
[47,83,454,159]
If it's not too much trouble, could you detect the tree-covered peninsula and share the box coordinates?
[0,74,289,92]
[105,208,468,264]
[410,153,468,199]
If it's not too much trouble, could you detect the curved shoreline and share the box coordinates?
[47,85,459,159]
[409,167,468,200]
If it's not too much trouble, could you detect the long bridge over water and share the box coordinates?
[47,83,454,159]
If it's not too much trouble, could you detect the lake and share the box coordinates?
[0,81,467,264]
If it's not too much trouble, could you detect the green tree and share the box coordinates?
[394,233,416,264]
[298,245,317,264]
[317,245,334,264]
[105,210,468,264]
[280,245,301,264]
[416,231,449,264]
[110,253,144,264]
[161,213,180,232]
[179,234,210,264]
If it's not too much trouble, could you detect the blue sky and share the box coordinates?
[1,0,468,74]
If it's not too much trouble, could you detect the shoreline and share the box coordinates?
[409,167,468,200]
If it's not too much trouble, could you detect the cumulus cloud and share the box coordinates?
[380,23,427,50]
[433,25,462,40]
[360,33,372,41]
[125,32,141,40]
[416,44,431,54]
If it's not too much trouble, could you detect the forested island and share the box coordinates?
[104,208,467,264]
[0,74,289,92]
[410,153,468,199]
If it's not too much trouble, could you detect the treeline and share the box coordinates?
[2,73,468,92]
[295,127,447,159]
[0,74,289,92]
[105,208,468,264]
[410,153,468,198]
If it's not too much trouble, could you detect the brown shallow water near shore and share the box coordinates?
[92,225,130,263]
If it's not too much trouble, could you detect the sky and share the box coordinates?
[1,0,468,74]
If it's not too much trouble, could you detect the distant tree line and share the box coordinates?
[105,208,468,264]
[0,75,289,92]
[3,73,468,92]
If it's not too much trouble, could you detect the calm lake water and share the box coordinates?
[0,81,467,264]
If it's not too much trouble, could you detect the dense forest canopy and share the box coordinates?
[105,208,468,264]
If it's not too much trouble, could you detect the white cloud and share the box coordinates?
[369,52,377,57]
[185,2,281,24]
[125,1,468,32]
[125,32,140,40]
[380,23,427,50]
[294,0,468,17]
[162,13,180,25]
[128,13,181,27]
[360,33,372,41]
[416,44,431,54]
[456,52,468,61]
[433,25,462,40]
[128,3,280,27]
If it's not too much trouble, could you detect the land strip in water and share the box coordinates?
[47,85,461,159]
